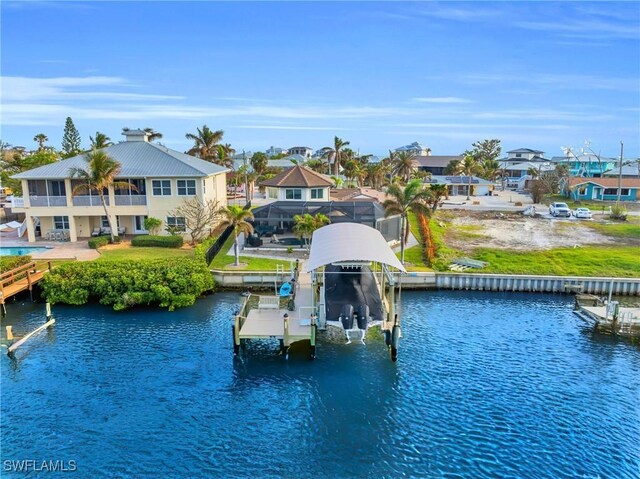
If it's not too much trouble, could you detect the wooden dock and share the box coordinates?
[0,261,52,310]
[233,262,316,358]
[575,304,640,336]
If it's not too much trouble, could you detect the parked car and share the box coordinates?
[549,202,572,217]
[573,207,592,219]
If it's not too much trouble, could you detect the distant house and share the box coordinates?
[287,146,313,158]
[550,153,617,178]
[603,161,640,178]
[330,187,387,203]
[501,162,555,189]
[266,146,288,157]
[266,154,307,169]
[260,165,334,201]
[564,177,640,202]
[413,155,461,176]
[425,175,495,197]
[11,129,228,243]
[395,142,431,156]
[501,148,548,163]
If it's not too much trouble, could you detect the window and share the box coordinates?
[177,179,196,196]
[285,189,302,200]
[515,153,522,158]
[152,180,171,196]
[166,216,186,232]
[53,216,69,229]
[202,179,206,195]
[603,188,629,196]
[116,178,146,195]
[101,216,120,228]
[267,187,278,199]
[578,187,587,195]
[49,180,66,196]
[311,188,324,199]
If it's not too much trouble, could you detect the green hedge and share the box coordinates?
[131,235,183,248]
[88,236,110,249]
[41,258,214,311]
[194,234,218,262]
[0,255,32,273]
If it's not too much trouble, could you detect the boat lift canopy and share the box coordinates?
[305,223,406,273]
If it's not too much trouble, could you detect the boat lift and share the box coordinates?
[232,223,406,361]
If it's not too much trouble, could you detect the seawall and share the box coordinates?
[212,270,640,296]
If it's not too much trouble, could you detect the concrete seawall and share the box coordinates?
[212,270,640,296]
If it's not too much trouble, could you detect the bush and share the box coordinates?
[144,217,162,235]
[131,235,183,248]
[88,236,110,249]
[610,204,628,221]
[194,234,219,262]
[41,258,215,311]
[0,255,32,273]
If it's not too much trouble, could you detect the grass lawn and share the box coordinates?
[583,221,640,240]
[396,212,434,272]
[544,194,640,212]
[96,247,194,261]
[474,246,640,277]
[209,234,295,271]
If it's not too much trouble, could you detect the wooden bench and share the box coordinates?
[258,295,280,310]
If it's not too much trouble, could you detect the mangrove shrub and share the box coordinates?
[41,258,214,311]
[131,235,184,248]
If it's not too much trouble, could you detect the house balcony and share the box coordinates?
[114,195,147,206]
[29,196,67,207]
[72,196,109,207]
[11,197,25,208]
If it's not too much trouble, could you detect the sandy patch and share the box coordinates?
[447,212,618,251]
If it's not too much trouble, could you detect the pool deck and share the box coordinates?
[0,233,99,261]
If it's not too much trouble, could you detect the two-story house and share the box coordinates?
[413,155,461,175]
[394,142,431,156]
[287,146,313,158]
[501,148,548,164]
[11,129,228,243]
[261,165,333,201]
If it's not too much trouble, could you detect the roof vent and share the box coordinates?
[122,129,149,142]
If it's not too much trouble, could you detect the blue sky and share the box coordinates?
[1,1,639,158]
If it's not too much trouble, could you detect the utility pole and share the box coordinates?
[243,150,249,208]
[616,142,623,205]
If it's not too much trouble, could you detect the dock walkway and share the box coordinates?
[1,261,52,309]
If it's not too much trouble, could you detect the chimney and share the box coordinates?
[122,129,149,142]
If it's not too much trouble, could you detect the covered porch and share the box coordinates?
[25,214,150,242]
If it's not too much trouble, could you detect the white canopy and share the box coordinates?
[306,222,406,272]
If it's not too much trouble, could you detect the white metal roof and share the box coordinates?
[306,223,406,272]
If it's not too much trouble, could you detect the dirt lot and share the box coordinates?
[445,211,634,252]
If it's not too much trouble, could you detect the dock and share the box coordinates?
[234,261,316,358]
[1,261,52,313]
[575,303,640,336]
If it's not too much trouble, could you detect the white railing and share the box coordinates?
[72,196,107,206]
[29,196,67,207]
[10,197,25,208]
[114,195,147,206]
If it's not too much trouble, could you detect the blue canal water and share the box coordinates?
[0,246,48,256]
[1,291,639,478]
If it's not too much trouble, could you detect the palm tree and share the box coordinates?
[33,133,48,151]
[394,151,418,183]
[69,150,134,243]
[305,158,327,174]
[382,179,432,264]
[89,132,113,149]
[143,128,163,142]
[185,125,224,162]
[427,184,448,211]
[342,159,361,187]
[456,154,482,200]
[322,136,350,176]
[215,144,235,169]
[293,213,330,250]
[527,166,540,180]
[219,205,254,266]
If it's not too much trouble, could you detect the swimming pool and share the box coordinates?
[0,246,49,256]
[1,291,639,477]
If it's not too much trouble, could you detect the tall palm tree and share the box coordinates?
[33,133,48,151]
[393,151,418,183]
[322,136,350,176]
[382,179,432,264]
[342,159,361,187]
[215,144,235,169]
[185,125,224,162]
[69,150,134,242]
[89,131,113,149]
[527,166,540,180]
[456,154,482,200]
[219,205,254,266]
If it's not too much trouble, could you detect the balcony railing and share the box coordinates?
[72,196,108,207]
[10,197,25,208]
[114,195,147,206]
[29,196,67,207]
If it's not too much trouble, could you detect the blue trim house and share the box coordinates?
[565,177,640,202]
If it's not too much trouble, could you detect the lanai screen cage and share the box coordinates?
[251,201,402,242]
